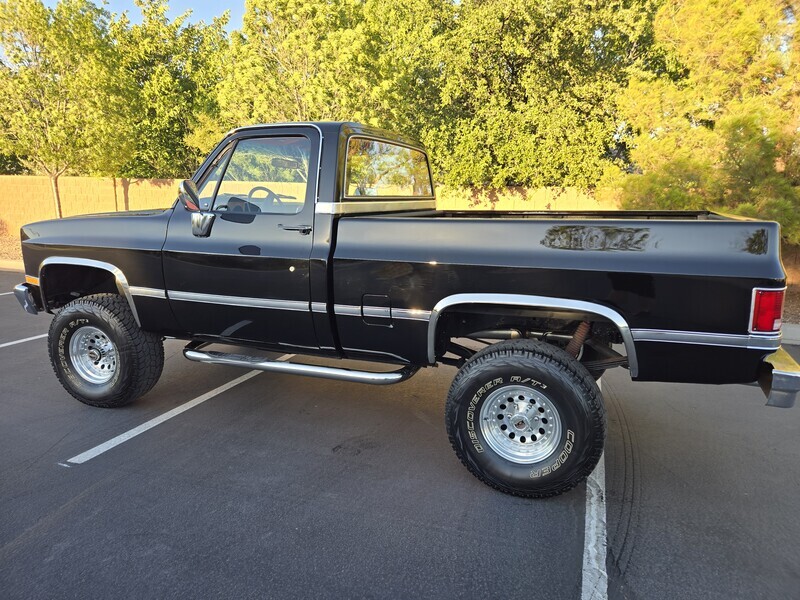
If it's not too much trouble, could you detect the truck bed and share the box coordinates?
[330,209,784,383]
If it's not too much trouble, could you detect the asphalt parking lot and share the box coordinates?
[1,268,799,599]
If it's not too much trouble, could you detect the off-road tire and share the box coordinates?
[48,293,164,408]
[445,339,605,498]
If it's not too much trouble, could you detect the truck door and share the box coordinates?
[163,126,319,351]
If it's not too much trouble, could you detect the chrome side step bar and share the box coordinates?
[183,343,419,385]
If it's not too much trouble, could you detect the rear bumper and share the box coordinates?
[13,283,39,315]
[758,347,800,408]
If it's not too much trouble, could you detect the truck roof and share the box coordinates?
[226,121,426,150]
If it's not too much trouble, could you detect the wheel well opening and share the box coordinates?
[40,265,119,310]
[434,306,630,374]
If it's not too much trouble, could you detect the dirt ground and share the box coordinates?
[0,236,21,261]
[3,235,800,322]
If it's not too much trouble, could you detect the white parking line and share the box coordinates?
[0,291,14,296]
[581,452,607,600]
[0,333,48,349]
[581,379,608,600]
[66,353,294,465]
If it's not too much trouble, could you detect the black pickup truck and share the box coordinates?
[13,122,800,498]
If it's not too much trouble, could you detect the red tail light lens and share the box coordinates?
[750,288,785,333]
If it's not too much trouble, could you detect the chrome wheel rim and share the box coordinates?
[479,385,562,464]
[68,326,117,384]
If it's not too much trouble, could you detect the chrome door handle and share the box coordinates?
[278,224,312,235]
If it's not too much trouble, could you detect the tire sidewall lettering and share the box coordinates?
[529,429,575,479]
[465,376,505,453]
[58,318,90,371]
[53,310,123,394]
[457,364,591,489]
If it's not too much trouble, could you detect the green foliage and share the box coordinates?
[427,0,663,187]
[620,0,800,242]
[0,0,798,241]
[110,0,229,178]
[0,0,133,214]
[214,0,450,140]
[0,153,28,174]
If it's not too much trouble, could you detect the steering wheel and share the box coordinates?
[248,186,283,209]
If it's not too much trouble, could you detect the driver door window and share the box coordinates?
[211,137,310,215]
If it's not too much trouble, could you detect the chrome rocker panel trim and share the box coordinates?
[631,328,782,351]
[333,304,431,321]
[170,290,309,312]
[129,286,167,299]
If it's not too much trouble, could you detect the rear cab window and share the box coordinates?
[345,138,433,199]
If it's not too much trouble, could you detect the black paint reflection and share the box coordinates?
[541,225,650,251]
[741,229,768,255]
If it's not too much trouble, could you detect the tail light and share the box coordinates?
[750,288,785,333]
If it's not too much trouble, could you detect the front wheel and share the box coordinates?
[445,339,605,498]
[48,293,164,408]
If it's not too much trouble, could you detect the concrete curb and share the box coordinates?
[0,259,23,272]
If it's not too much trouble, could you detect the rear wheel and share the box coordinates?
[48,293,164,408]
[445,339,605,498]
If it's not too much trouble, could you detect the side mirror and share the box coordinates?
[178,179,215,237]
[178,179,201,212]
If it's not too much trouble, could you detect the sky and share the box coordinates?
[46,1,245,30]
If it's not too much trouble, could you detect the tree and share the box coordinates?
[216,0,365,128]
[620,0,800,241]
[0,0,133,217]
[0,152,28,174]
[110,0,229,178]
[425,0,663,188]
[213,0,451,143]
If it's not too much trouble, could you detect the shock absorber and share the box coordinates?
[566,321,591,358]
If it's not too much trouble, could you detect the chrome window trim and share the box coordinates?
[315,199,436,215]
[748,286,788,335]
[427,293,639,376]
[631,328,781,350]
[38,257,141,326]
[130,286,167,299]
[170,290,309,312]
